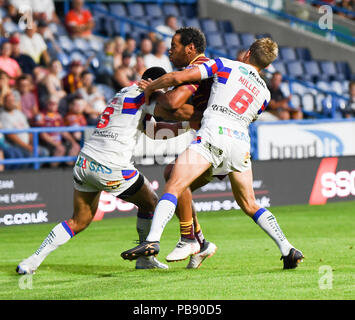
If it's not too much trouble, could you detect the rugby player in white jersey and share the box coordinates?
[16,67,194,274]
[121,38,304,269]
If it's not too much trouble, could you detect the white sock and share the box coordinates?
[29,221,75,267]
[253,208,293,256]
[146,193,177,242]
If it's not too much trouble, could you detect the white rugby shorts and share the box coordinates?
[189,124,251,173]
[73,152,140,196]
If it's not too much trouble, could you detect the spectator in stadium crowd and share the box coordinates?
[43,59,67,103]
[31,0,61,24]
[0,40,22,84]
[0,70,20,108]
[64,95,88,142]
[19,20,51,66]
[77,70,106,114]
[0,121,27,170]
[35,95,80,167]
[95,39,115,85]
[9,33,37,75]
[112,36,126,70]
[337,0,355,20]
[134,53,147,79]
[0,91,48,161]
[260,71,303,121]
[37,19,62,58]
[342,81,355,118]
[156,15,179,49]
[113,50,140,92]
[139,37,153,59]
[16,74,39,125]
[143,39,173,73]
[62,60,83,94]
[65,0,95,39]
[125,35,138,67]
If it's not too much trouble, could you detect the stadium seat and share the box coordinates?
[302,60,321,82]
[272,61,286,75]
[280,82,290,97]
[88,38,104,52]
[127,3,145,18]
[218,20,234,33]
[279,47,297,61]
[290,82,307,95]
[286,61,304,78]
[301,93,316,112]
[319,60,340,81]
[162,3,180,17]
[108,3,127,16]
[200,19,219,33]
[330,80,344,95]
[182,18,201,29]
[103,18,115,38]
[57,52,70,68]
[342,80,350,94]
[69,50,87,65]
[315,92,326,112]
[131,18,150,34]
[206,33,224,49]
[179,4,197,18]
[149,18,165,29]
[290,93,302,109]
[73,38,90,52]
[48,22,67,38]
[321,95,344,118]
[335,61,352,80]
[239,33,255,48]
[92,3,107,16]
[113,19,133,36]
[295,47,312,61]
[223,33,240,48]
[316,80,331,92]
[58,36,74,53]
[227,48,238,59]
[145,3,163,18]
[256,33,272,39]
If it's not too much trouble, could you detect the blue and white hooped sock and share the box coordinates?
[31,221,75,266]
[253,208,293,256]
[146,193,177,242]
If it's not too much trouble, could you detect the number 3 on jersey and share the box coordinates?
[97,107,114,128]
[229,89,253,114]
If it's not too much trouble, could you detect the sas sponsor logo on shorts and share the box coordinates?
[76,156,112,174]
[218,126,250,143]
[210,104,248,123]
[106,181,121,190]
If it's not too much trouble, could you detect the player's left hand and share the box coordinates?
[138,79,152,90]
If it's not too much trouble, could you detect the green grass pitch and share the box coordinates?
[0,201,354,300]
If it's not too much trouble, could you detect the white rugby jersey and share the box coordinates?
[81,84,151,168]
[197,58,270,132]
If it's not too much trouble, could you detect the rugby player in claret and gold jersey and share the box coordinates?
[140,27,219,268]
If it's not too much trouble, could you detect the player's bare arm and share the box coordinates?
[144,67,202,104]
